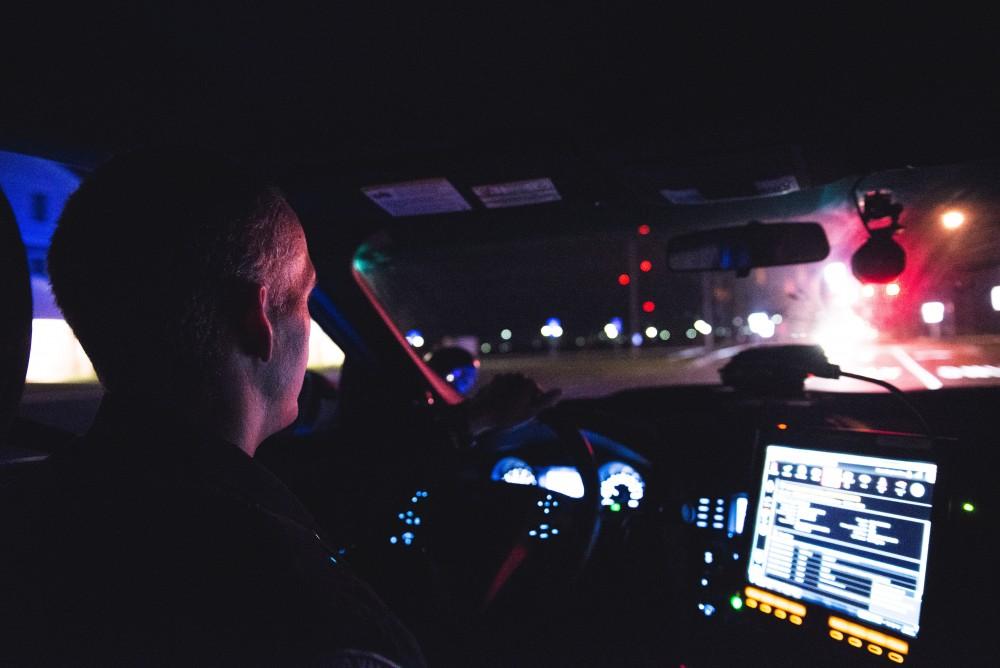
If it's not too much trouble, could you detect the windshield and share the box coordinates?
[356,159,1000,397]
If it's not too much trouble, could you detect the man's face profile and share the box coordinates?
[264,215,317,434]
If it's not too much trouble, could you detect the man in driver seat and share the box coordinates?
[19,148,425,666]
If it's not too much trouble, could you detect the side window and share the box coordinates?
[0,151,96,386]
[1,150,344,433]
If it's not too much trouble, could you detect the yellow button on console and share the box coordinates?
[789,615,802,625]
[829,630,844,641]
[759,604,772,614]
[774,609,787,620]
[848,637,863,648]
[867,644,883,655]
[745,598,758,609]
[887,651,905,664]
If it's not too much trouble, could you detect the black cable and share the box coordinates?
[835,370,934,440]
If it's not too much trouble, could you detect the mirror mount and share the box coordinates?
[850,189,907,284]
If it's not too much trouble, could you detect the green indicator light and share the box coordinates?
[610,502,622,512]
[962,502,975,512]
[730,595,743,611]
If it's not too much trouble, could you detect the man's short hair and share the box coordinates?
[48,147,301,394]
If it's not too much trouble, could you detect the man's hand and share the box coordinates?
[463,373,561,436]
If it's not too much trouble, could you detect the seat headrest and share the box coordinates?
[0,187,32,439]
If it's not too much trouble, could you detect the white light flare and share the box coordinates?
[921,301,945,325]
[942,210,965,230]
[747,312,775,339]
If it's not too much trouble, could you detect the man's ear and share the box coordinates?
[236,283,274,362]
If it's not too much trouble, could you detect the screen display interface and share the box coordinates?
[747,445,936,638]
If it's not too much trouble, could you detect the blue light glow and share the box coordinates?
[492,457,538,486]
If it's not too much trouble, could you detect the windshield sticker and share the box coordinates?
[472,178,561,208]
[362,178,471,217]
[754,175,800,196]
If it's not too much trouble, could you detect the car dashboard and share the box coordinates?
[446,384,997,667]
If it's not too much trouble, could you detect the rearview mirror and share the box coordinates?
[666,221,829,277]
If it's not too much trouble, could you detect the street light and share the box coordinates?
[942,210,965,230]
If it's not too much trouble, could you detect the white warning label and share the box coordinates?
[362,178,471,217]
[472,178,561,209]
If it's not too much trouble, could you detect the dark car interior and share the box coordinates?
[3,4,1000,666]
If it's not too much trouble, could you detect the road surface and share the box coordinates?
[478,337,1000,398]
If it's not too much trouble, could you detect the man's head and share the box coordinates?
[48,148,315,438]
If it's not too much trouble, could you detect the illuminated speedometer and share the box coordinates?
[491,457,538,486]
[598,462,645,510]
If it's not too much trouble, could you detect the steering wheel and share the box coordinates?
[476,410,603,610]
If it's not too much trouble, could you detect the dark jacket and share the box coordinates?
[1,394,424,667]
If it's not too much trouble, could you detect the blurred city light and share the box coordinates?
[631,332,643,347]
[862,284,876,298]
[659,329,671,341]
[500,328,513,340]
[823,262,851,292]
[405,330,425,348]
[638,224,651,236]
[992,286,1000,311]
[885,283,901,297]
[604,322,621,339]
[25,319,96,383]
[747,312,775,339]
[921,302,945,324]
[693,319,713,335]
[639,260,652,272]
[814,311,878,362]
[942,210,965,230]
[645,326,658,339]
[540,318,564,338]
[685,329,697,339]
[618,273,631,286]
[642,300,656,313]
[308,319,346,370]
